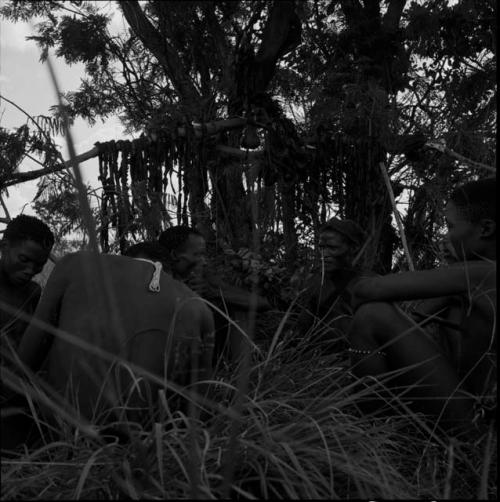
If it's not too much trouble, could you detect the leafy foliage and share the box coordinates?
[32,172,96,243]
[0,117,63,187]
[56,14,109,64]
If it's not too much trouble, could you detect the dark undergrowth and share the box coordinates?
[1,309,496,500]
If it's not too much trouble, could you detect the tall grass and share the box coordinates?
[2,317,496,499]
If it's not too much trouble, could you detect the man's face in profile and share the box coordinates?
[318,230,352,272]
[173,234,207,279]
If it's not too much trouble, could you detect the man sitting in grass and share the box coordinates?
[293,217,369,351]
[1,215,54,452]
[0,215,54,355]
[14,242,214,442]
[159,225,270,366]
[348,177,496,433]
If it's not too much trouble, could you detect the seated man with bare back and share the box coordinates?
[15,243,214,439]
[348,178,496,433]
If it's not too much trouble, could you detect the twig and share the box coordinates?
[425,142,496,174]
[352,232,372,267]
[379,162,415,271]
[0,192,11,220]
[3,147,99,187]
[0,93,66,165]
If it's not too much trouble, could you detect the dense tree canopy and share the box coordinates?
[1,0,496,283]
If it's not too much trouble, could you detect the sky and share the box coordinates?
[0,4,133,231]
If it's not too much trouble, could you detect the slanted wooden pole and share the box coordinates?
[0,193,11,220]
[379,162,415,271]
[4,147,100,187]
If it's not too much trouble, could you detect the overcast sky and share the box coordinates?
[0,5,133,230]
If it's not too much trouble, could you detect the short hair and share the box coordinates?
[3,214,54,250]
[123,241,168,261]
[450,177,496,223]
[319,218,366,248]
[158,226,203,252]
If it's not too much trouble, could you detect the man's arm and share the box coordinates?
[204,272,271,311]
[352,260,496,308]
[17,255,72,371]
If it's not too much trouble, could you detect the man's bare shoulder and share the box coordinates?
[54,251,135,273]
[53,251,85,269]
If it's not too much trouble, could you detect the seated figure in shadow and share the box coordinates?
[292,217,370,354]
[158,226,271,368]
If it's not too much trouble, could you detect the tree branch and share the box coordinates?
[3,147,100,187]
[253,1,302,93]
[119,0,201,105]
[3,117,259,187]
[425,142,496,174]
[383,0,406,32]
[0,94,65,165]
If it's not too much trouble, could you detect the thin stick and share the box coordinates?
[0,94,62,153]
[379,162,415,271]
[3,147,99,187]
[425,142,495,174]
[220,180,260,498]
[351,232,372,268]
[0,193,11,220]
[44,51,128,372]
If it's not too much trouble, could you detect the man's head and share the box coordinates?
[123,241,169,268]
[0,215,54,286]
[158,226,206,279]
[318,218,365,272]
[445,177,496,261]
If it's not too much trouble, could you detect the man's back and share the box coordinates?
[20,252,214,420]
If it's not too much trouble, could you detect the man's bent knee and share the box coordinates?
[352,302,398,326]
[349,301,408,349]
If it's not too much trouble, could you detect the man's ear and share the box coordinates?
[170,249,179,261]
[480,219,496,238]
